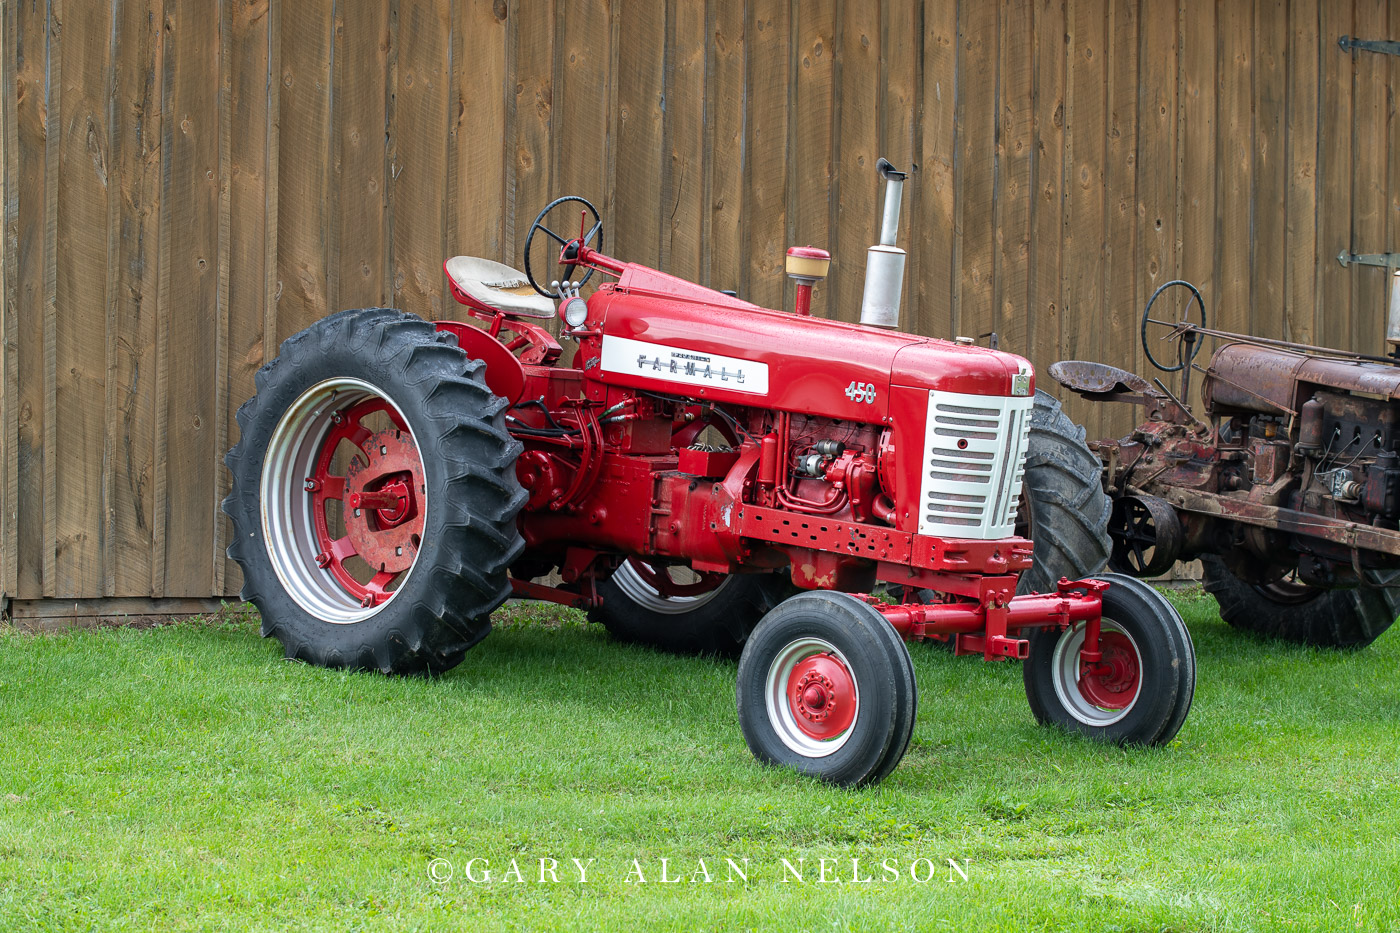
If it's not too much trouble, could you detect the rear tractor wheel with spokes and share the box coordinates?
[223,308,526,675]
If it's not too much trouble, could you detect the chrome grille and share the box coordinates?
[918,390,1033,538]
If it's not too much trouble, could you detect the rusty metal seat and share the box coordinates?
[1048,360,1165,399]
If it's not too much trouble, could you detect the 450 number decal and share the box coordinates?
[844,381,877,404]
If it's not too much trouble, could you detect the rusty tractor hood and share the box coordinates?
[1204,342,1400,414]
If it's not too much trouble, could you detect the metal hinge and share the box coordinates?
[1337,250,1400,270]
[1339,36,1400,57]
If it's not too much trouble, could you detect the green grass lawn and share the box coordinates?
[2,590,1399,932]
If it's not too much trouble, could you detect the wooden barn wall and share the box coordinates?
[1,0,1398,602]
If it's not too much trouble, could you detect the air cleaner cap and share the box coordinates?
[786,246,831,281]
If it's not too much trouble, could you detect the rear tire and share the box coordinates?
[593,562,789,657]
[737,592,917,787]
[1200,555,1399,649]
[223,308,526,675]
[1018,390,1112,594]
[1023,574,1195,745]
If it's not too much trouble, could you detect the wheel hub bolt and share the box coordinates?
[315,552,331,568]
[304,478,318,492]
[360,594,376,609]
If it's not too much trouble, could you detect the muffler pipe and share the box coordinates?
[860,158,908,329]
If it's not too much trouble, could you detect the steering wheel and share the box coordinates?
[1140,279,1208,373]
[524,196,604,298]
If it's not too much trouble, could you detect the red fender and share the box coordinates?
[433,322,527,406]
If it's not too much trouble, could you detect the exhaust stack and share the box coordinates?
[859,158,908,329]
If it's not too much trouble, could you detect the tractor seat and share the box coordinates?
[445,256,557,319]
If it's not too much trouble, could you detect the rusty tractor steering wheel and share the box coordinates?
[524,196,605,298]
[1140,279,1208,373]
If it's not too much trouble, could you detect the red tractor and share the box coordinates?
[224,162,1194,786]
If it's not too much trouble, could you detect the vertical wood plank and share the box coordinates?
[880,0,918,330]
[450,0,508,265]
[1351,0,1386,352]
[1061,0,1106,432]
[1101,0,1136,431]
[1179,0,1216,371]
[225,0,274,595]
[13,0,49,598]
[159,0,222,597]
[832,0,879,325]
[1317,0,1352,350]
[337,0,391,309]
[1029,0,1066,378]
[54,0,112,596]
[1216,0,1252,340]
[707,0,745,294]
[41,0,62,597]
[263,0,281,363]
[742,0,789,311]
[1284,0,1319,346]
[390,0,450,320]
[1391,0,1400,311]
[915,0,957,339]
[212,0,233,594]
[790,0,836,318]
[957,0,997,343]
[997,0,1033,355]
[108,0,165,597]
[0,0,14,596]
[663,0,704,284]
[509,0,554,272]
[275,0,332,342]
[611,0,664,270]
[1252,0,1286,342]
[1136,0,1177,378]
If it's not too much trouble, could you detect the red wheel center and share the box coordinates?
[1078,631,1141,710]
[307,401,426,609]
[343,430,426,575]
[787,653,857,739]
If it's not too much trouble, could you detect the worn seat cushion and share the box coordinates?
[445,256,557,319]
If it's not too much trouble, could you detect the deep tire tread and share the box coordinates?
[1200,555,1398,649]
[1019,391,1112,594]
[223,308,525,676]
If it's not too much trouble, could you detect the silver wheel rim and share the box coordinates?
[1049,618,1140,726]
[610,561,732,614]
[764,637,859,758]
[259,377,423,624]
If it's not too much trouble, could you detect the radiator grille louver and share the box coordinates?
[917,390,1034,539]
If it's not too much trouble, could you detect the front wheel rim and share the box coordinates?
[764,637,859,757]
[1049,619,1142,726]
[260,377,426,624]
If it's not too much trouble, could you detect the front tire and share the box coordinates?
[1200,555,1399,649]
[1023,574,1195,745]
[737,592,917,787]
[223,308,526,675]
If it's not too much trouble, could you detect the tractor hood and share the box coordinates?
[584,281,1034,422]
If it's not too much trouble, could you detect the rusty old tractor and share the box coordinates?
[1051,280,1400,649]
[224,160,1194,787]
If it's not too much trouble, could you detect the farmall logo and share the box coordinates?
[599,335,770,395]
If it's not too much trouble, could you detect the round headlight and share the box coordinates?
[562,296,589,328]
